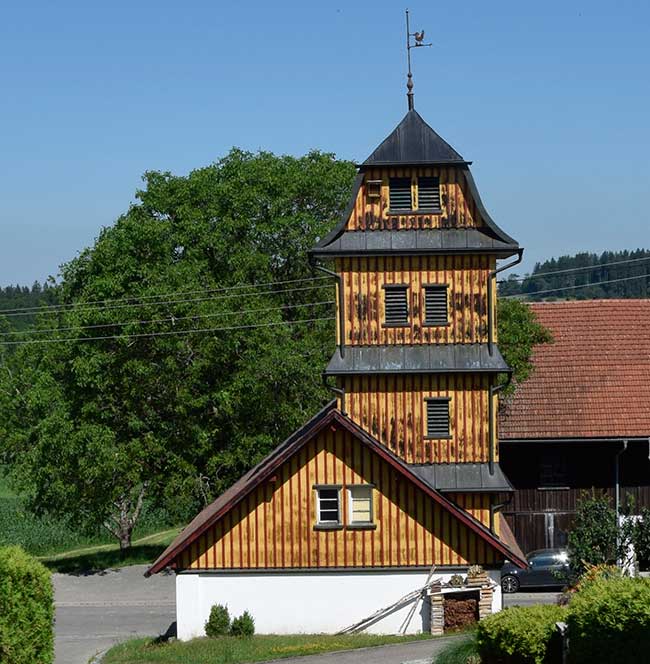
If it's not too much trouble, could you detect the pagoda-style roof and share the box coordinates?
[361,109,467,167]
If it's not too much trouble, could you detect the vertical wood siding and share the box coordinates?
[449,493,495,532]
[177,427,500,571]
[347,168,483,230]
[341,374,492,464]
[337,256,492,346]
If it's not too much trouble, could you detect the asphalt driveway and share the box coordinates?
[54,565,175,664]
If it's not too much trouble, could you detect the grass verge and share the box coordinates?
[103,633,435,664]
[434,634,479,664]
[41,528,180,574]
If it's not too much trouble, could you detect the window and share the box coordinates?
[366,179,382,199]
[315,486,341,526]
[348,486,373,525]
[426,398,451,438]
[424,285,448,326]
[539,454,568,488]
[383,285,409,326]
[418,176,441,211]
[389,177,412,211]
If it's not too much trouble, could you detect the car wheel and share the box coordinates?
[501,575,520,593]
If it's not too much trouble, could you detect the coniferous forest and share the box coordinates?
[498,249,650,300]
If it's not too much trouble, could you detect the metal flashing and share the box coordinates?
[409,463,514,492]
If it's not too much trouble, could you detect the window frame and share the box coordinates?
[424,397,452,440]
[382,283,410,328]
[366,179,382,199]
[422,283,450,327]
[347,484,376,530]
[313,484,343,530]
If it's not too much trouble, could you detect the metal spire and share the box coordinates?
[405,9,432,111]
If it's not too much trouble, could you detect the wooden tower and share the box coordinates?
[310,106,522,535]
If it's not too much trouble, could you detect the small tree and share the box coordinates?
[230,611,255,637]
[205,604,231,638]
[568,493,620,580]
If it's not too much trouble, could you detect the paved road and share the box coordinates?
[504,591,562,607]
[54,565,175,664]
[53,567,560,664]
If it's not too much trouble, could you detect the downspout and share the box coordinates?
[489,371,512,475]
[488,248,524,356]
[322,373,346,416]
[490,493,513,535]
[310,258,345,359]
[615,440,629,562]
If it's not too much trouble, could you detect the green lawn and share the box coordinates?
[103,634,435,664]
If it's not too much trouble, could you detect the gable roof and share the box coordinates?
[499,299,650,441]
[147,401,527,575]
[361,110,467,167]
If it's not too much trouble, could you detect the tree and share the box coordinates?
[0,149,356,552]
[568,494,620,580]
[496,298,553,399]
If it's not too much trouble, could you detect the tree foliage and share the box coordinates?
[499,248,650,300]
[0,149,356,550]
[496,298,553,398]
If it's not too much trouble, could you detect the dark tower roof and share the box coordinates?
[362,109,467,167]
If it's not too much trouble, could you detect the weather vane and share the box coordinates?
[405,9,432,111]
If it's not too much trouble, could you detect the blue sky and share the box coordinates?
[0,0,648,285]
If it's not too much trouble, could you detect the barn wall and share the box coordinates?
[342,374,492,464]
[177,426,502,571]
[346,167,484,231]
[336,255,492,346]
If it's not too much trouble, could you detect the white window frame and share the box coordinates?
[347,485,374,525]
[314,485,342,525]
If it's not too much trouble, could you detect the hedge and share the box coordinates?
[0,546,54,664]
[567,576,650,664]
[477,604,567,664]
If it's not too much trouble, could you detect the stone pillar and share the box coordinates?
[478,585,494,620]
[429,591,444,636]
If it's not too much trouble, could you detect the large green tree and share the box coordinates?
[0,149,356,551]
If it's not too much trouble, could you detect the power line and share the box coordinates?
[0,283,332,319]
[0,316,336,346]
[501,273,650,299]
[499,255,650,283]
[1,300,335,337]
[0,275,331,315]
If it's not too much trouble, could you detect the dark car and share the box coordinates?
[501,548,570,593]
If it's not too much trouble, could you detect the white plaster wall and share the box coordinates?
[176,569,503,640]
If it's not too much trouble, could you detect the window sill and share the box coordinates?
[346,523,377,531]
[314,524,343,531]
[422,322,451,328]
[423,436,453,440]
[387,209,443,216]
[382,322,410,328]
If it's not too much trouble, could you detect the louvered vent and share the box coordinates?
[418,177,441,211]
[389,177,412,211]
[384,286,409,326]
[426,399,450,438]
[424,286,448,325]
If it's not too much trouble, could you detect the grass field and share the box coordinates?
[0,470,180,570]
[103,634,435,664]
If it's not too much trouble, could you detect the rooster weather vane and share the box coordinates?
[405,9,432,110]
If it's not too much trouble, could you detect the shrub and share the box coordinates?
[629,508,650,570]
[230,610,255,637]
[567,576,650,664]
[205,604,231,638]
[477,604,566,664]
[0,545,54,664]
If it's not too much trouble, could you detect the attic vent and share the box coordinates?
[418,177,441,211]
[389,178,412,211]
[366,180,382,199]
[426,398,451,438]
[383,285,409,326]
[424,286,448,326]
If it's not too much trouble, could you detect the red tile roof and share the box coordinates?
[499,299,650,440]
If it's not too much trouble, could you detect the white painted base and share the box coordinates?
[175,569,502,639]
